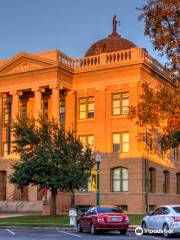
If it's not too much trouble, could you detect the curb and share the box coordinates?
[0,225,139,231]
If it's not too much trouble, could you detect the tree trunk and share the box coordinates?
[70,190,75,208]
[50,189,57,215]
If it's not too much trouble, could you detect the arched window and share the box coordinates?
[176,173,180,194]
[112,167,128,192]
[163,171,170,193]
[149,168,156,192]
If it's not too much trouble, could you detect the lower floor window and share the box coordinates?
[112,167,128,192]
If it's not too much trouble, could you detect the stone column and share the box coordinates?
[33,87,42,119]
[0,94,3,156]
[10,91,19,154]
[11,91,19,121]
[51,85,60,125]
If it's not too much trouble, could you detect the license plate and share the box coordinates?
[112,217,119,222]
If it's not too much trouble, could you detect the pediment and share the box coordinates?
[0,53,57,75]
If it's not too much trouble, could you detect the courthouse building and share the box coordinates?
[0,19,179,214]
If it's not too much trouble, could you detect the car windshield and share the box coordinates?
[173,207,180,213]
[97,207,123,213]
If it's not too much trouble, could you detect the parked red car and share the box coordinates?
[77,206,129,235]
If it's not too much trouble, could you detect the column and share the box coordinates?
[33,87,42,119]
[0,94,3,156]
[11,91,19,121]
[51,85,60,124]
[10,91,19,154]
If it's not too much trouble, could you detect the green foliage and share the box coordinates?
[138,0,180,81]
[11,114,95,200]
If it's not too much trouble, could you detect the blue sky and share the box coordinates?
[0,0,165,64]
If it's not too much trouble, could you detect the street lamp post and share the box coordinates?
[95,153,101,206]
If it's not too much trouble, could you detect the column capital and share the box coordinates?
[31,86,45,93]
[9,90,18,95]
[49,84,63,90]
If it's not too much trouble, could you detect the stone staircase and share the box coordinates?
[0,200,42,214]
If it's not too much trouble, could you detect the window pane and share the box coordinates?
[113,144,120,153]
[113,94,120,99]
[113,180,120,191]
[122,168,128,180]
[80,111,86,119]
[122,93,129,98]
[80,136,86,145]
[113,134,120,143]
[113,168,120,180]
[113,100,120,108]
[80,104,86,111]
[122,180,128,191]
[113,108,120,115]
[88,136,94,150]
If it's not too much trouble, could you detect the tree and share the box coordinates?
[11,115,95,215]
[129,82,180,150]
[138,0,180,81]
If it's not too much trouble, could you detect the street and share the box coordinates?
[0,228,179,240]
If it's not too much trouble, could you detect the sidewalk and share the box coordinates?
[0,214,27,218]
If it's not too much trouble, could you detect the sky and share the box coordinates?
[0,0,165,64]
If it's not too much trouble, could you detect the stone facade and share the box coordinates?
[0,42,179,214]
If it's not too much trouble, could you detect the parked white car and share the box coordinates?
[141,205,180,238]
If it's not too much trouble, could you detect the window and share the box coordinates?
[2,143,8,157]
[21,103,27,119]
[173,148,179,161]
[112,167,128,192]
[149,168,156,192]
[163,171,170,193]
[176,173,180,194]
[2,108,11,126]
[79,97,94,119]
[112,132,129,153]
[79,135,94,151]
[112,92,129,115]
[60,99,65,125]
[42,100,48,117]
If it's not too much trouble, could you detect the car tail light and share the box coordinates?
[97,214,105,223]
[173,216,180,222]
[123,215,129,222]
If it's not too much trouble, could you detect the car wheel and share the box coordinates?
[142,221,148,235]
[77,222,83,233]
[120,229,127,235]
[163,223,170,238]
[90,224,97,235]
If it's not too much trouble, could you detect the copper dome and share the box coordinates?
[85,33,136,57]
[85,16,136,57]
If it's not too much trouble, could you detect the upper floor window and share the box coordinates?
[112,92,129,115]
[79,135,94,151]
[176,173,180,194]
[113,132,129,153]
[149,167,156,192]
[42,100,48,117]
[163,170,170,193]
[2,108,11,126]
[173,147,179,161]
[21,102,27,120]
[60,99,65,125]
[79,97,94,119]
[112,167,128,192]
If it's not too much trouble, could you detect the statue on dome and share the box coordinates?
[112,15,120,35]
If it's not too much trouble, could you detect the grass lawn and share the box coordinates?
[0,214,145,227]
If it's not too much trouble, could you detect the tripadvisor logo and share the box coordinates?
[135,227,143,236]
[135,227,173,235]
